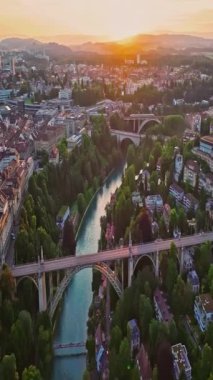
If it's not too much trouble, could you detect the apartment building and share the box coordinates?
[194,293,213,332]
[183,160,199,188]
[171,344,191,380]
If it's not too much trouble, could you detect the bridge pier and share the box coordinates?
[56,270,60,287]
[128,257,134,287]
[49,272,53,300]
[121,259,124,292]
[38,272,47,312]
[155,251,159,277]
[180,246,184,273]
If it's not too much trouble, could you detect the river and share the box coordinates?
[52,164,125,380]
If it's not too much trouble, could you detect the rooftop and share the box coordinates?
[172,343,191,374]
[154,288,173,323]
[201,135,213,145]
[187,270,199,286]
[196,293,213,314]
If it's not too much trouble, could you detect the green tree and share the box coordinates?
[62,219,76,256]
[0,265,15,300]
[110,325,122,353]
[82,369,90,380]
[139,295,153,339]
[118,337,132,380]
[198,343,213,380]
[0,354,19,380]
[166,257,178,297]
[194,242,212,279]
[22,366,42,380]
[127,145,136,166]
[77,193,87,215]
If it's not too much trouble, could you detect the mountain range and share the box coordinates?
[0,34,213,58]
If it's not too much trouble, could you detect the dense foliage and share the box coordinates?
[15,116,122,263]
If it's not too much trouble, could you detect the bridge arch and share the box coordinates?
[16,275,38,290]
[120,137,135,152]
[138,118,161,134]
[49,262,122,319]
[133,254,156,276]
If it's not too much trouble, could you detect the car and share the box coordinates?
[11,232,15,240]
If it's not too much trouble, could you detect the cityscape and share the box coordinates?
[0,1,213,380]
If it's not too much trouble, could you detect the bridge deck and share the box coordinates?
[10,233,213,278]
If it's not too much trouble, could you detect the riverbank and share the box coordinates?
[75,167,115,241]
[52,163,125,380]
[52,166,121,332]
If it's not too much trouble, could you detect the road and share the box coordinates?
[10,232,213,278]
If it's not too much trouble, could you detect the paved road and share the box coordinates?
[9,232,213,278]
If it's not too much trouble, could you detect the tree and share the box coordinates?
[127,145,136,166]
[207,265,213,297]
[166,257,178,297]
[22,366,42,380]
[110,325,122,353]
[62,218,76,255]
[0,265,15,300]
[131,366,140,380]
[118,337,132,380]
[157,341,173,380]
[139,295,153,339]
[194,242,212,279]
[0,354,19,380]
[205,323,213,349]
[83,369,90,380]
[198,343,213,380]
[172,276,193,316]
[125,165,136,192]
[77,193,87,215]
[137,208,152,243]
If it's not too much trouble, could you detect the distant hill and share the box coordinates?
[70,34,213,55]
[38,34,109,45]
[0,37,72,58]
[1,34,213,58]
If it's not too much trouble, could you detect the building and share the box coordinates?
[58,88,72,100]
[174,153,183,181]
[136,344,152,380]
[127,319,140,354]
[206,198,213,220]
[49,146,59,165]
[194,293,213,332]
[200,135,213,157]
[192,147,213,173]
[156,157,162,173]
[187,270,200,293]
[0,89,13,102]
[182,193,199,212]
[183,250,193,272]
[67,134,82,151]
[171,344,192,380]
[145,194,163,212]
[56,205,70,230]
[183,160,199,188]
[169,183,184,202]
[34,126,65,153]
[131,191,142,206]
[153,288,173,323]
[163,203,171,232]
[199,173,213,197]
[185,113,201,133]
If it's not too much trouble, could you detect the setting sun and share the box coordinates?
[1,0,213,39]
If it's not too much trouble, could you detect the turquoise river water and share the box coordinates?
[52,164,124,380]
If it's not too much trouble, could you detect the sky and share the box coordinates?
[1,0,213,40]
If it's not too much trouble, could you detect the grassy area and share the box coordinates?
[24,98,32,105]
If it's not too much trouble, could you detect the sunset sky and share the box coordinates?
[1,0,213,40]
